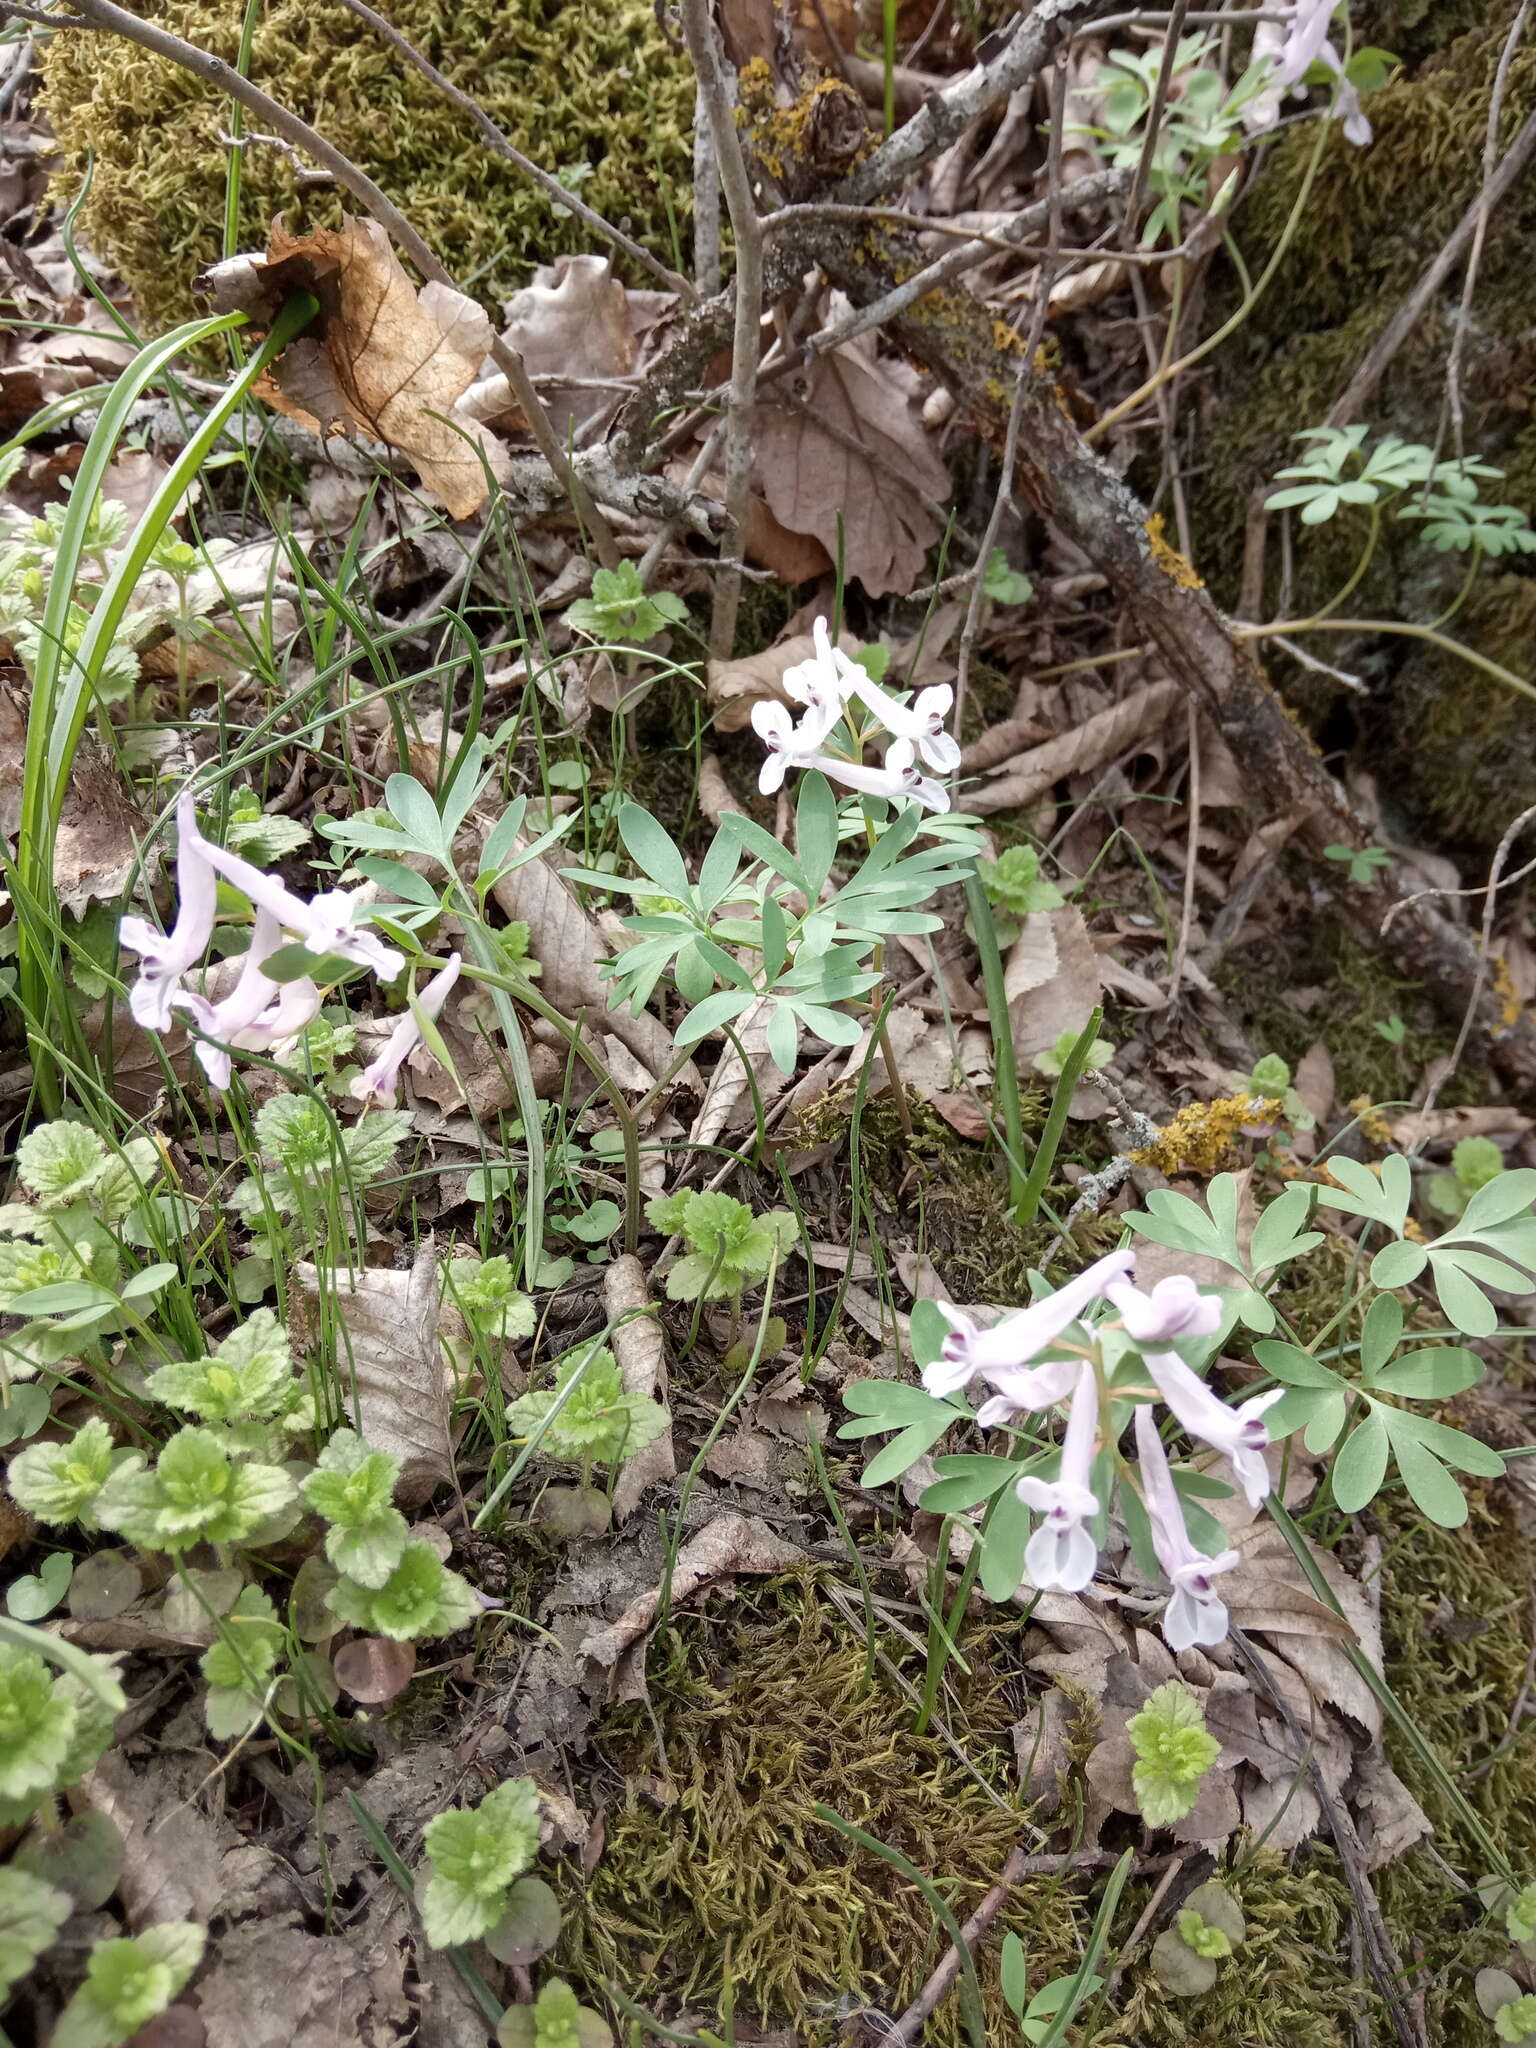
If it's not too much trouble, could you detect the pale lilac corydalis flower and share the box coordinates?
[1017,1361,1101,1592]
[1246,0,1372,147]
[923,1247,1134,1398]
[350,954,463,1109]
[1144,1346,1284,1508]
[1135,1402,1241,1651]
[172,907,322,1090]
[119,789,219,1031]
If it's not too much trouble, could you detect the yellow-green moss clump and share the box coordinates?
[42,0,692,330]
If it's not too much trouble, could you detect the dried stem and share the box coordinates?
[677,0,764,661]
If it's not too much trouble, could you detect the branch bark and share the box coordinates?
[808,216,1536,1088]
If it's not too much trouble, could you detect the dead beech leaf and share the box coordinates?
[501,254,637,443]
[0,689,154,914]
[1293,1039,1335,1129]
[751,344,951,597]
[204,218,505,520]
[487,821,694,1086]
[333,1636,417,1705]
[189,1919,414,2048]
[1006,905,1103,1069]
[581,1513,805,1702]
[292,1246,455,1509]
[604,1256,674,1521]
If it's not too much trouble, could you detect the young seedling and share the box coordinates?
[420,1777,542,1948]
[646,1191,796,1345]
[1150,1881,1247,1997]
[1127,1681,1220,1827]
[1426,1137,1506,1221]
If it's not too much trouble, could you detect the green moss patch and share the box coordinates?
[43,0,694,330]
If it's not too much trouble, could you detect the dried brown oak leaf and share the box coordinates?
[203,218,507,519]
[498,254,638,445]
[750,341,950,597]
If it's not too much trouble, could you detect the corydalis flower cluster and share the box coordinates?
[751,618,958,813]
[120,788,459,1104]
[1244,0,1372,147]
[925,1249,1283,1654]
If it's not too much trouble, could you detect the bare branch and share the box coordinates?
[678,0,765,660]
[835,0,1131,205]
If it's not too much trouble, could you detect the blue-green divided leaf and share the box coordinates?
[838,1379,957,1488]
[796,772,839,897]
[673,987,755,1047]
[919,1455,1018,1513]
[977,1486,1033,1601]
[1331,1407,1390,1511]
[1382,1422,1468,1528]
[1370,1240,1428,1290]
[1302,1390,1348,1453]
[1425,1254,1501,1338]
[1358,1292,1403,1379]
[1248,1184,1322,1275]
[1455,1168,1536,1234]
[618,803,693,901]
[909,1296,949,1371]
[1380,1408,1505,1479]
[383,773,447,853]
[1370,1347,1483,1399]
[1254,1340,1346,1390]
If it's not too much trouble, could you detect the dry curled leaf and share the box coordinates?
[292,1246,456,1509]
[581,1513,805,1702]
[604,1256,674,1521]
[333,1636,417,1706]
[500,254,638,443]
[751,343,950,597]
[203,218,506,519]
[1005,905,1103,1071]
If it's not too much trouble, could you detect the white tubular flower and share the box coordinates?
[1105,1274,1223,1345]
[230,976,324,1071]
[808,737,951,814]
[1135,1403,1241,1652]
[1243,0,1372,146]
[173,907,287,1090]
[1017,1362,1101,1593]
[838,665,961,775]
[781,617,857,734]
[1143,1347,1284,1508]
[119,789,219,1030]
[922,1247,1134,1397]
[180,802,404,981]
[349,954,463,1109]
[751,698,838,795]
[974,1355,1079,1428]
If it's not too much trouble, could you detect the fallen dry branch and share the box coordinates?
[805,216,1536,1089]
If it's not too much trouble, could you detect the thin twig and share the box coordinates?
[806,167,1128,358]
[836,0,1128,204]
[678,0,764,661]
[1411,800,1536,1122]
[1325,106,1536,430]
[951,57,1072,773]
[1118,0,1189,245]
[1437,0,1530,462]
[34,0,623,567]
[693,79,722,295]
[1233,1631,1428,2048]
[330,0,695,298]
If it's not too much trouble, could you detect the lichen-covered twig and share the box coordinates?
[805,165,1127,360]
